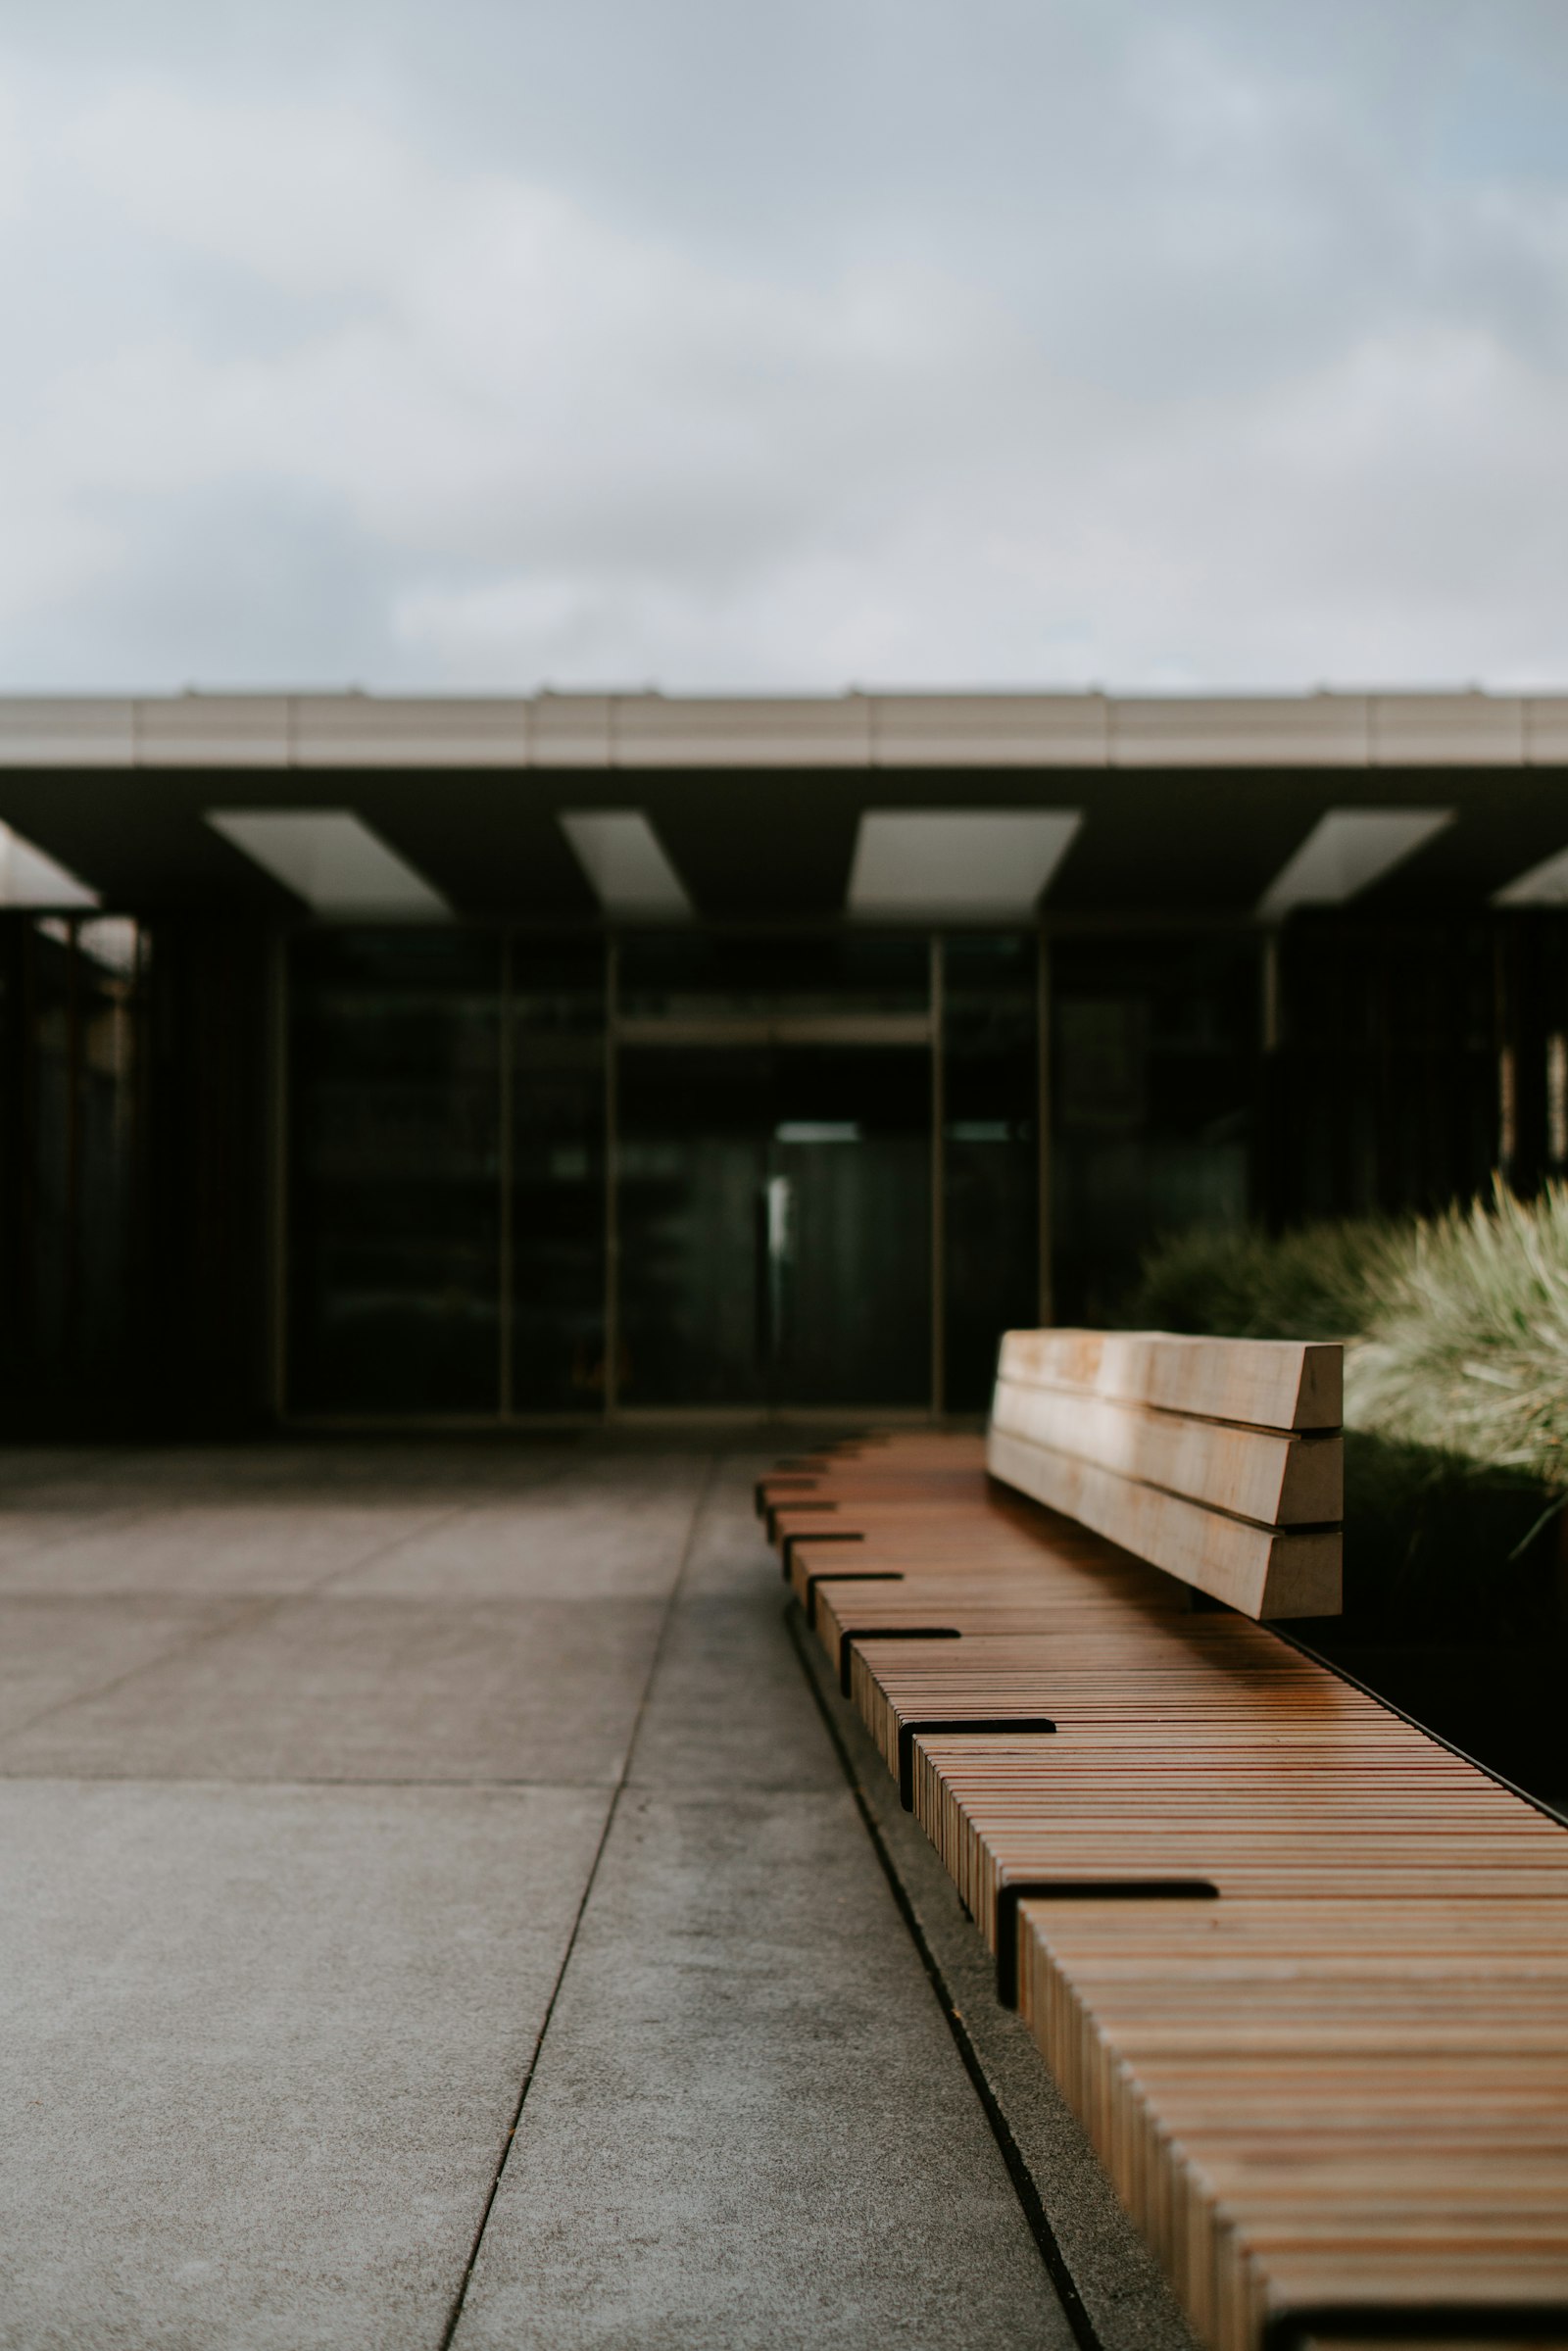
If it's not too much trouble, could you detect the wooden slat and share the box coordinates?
[764,1425,1568,2351]
[991,1376,1343,1524]
[986,1427,1342,1618]
[999,1329,1343,1432]
[1016,1901,1568,2351]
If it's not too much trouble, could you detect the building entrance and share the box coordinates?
[616,1042,931,1409]
[279,926,1038,1426]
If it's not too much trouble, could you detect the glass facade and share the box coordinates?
[942,934,1040,1410]
[288,930,502,1413]
[764,1046,930,1409]
[9,899,1568,1438]
[616,1044,773,1407]
[281,927,1028,1418]
[1050,936,1259,1325]
[0,916,147,1428]
[617,931,930,1021]
[617,1042,931,1408]
[509,939,607,1409]
[1263,917,1501,1223]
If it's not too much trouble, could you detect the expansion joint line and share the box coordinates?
[435,1451,720,2351]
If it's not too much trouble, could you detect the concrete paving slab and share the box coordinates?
[0,1503,160,1574]
[450,1451,1069,2351]
[0,1596,667,1784]
[0,1444,556,1509]
[0,1597,257,1739]
[452,1785,1071,2351]
[0,1442,1099,2351]
[668,1453,779,1604]
[0,1779,610,2351]
[0,1501,468,1595]
[627,1461,842,1795]
[329,1483,707,1601]
[626,1592,845,1793]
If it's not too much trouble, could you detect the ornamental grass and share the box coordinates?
[1136,1182,1568,1492]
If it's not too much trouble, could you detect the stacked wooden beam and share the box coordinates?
[761,1344,1568,2351]
[990,1329,1344,1617]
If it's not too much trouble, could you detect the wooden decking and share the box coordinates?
[762,1431,1568,2351]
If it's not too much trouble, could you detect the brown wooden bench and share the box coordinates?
[761,1332,1568,2351]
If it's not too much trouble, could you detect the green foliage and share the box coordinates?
[1137,1187,1568,1490]
[1348,1182,1568,1491]
[1131,1215,1414,1342]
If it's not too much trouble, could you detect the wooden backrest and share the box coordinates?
[986,1329,1344,1619]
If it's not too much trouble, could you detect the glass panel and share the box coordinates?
[510,938,607,1410]
[617,1047,771,1405]
[617,931,929,1020]
[942,933,1039,1409]
[1266,917,1498,1222]
[288,928,501,1413]
[616,1040,931,1407]
[768,1045,931,1406]
[1051,937,1257,1324]
[74,919,143,1400]
[27,920,73,1396]
[6,917,145,1422]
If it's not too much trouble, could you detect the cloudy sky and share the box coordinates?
[2,1,1566,694]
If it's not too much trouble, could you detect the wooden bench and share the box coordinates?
[760,1332,1568,2351]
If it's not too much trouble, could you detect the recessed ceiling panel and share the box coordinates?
[558,810,693,918]
[847,809,1082,917]
[0,821,99,907]
[1494,845,1568,906]
[1257,808,1452,918]
[206,809,449,915]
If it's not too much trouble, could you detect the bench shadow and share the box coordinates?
[1291,1429,1568,1809]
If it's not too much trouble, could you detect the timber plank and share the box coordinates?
[991,1377,1343,1524]
[998,1331,1343,1433]
[986,1428,1342,1618]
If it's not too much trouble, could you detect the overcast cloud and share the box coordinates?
[2,0,1566,693]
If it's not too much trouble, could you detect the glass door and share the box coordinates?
[277,925,1040,1422]
[615,1040,931,1409]
[616,1046,772,1407]
[287,929,502,1413]
[763,1047,930,1406]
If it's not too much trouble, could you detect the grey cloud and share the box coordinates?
[1,1,1567,690]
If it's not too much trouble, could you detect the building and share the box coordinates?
[3,686,1566,1437]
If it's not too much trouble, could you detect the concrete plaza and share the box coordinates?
[0,1440,1072,2350]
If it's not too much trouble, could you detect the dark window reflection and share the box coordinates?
[769,1047,931,1406]
[27,922,72,1389]
[1268,916,1499,1222]
[618,931,929,1019]
[617,1047,770,1405]
[617,1042,930,1407]
[1052,937,1257,1324]
[13,917,145,1420]
[289,928,501,1413]
[511,939,606,1409]
[943,933,1039,1408]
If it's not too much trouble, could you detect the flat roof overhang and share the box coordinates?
[1,688,1566,922]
